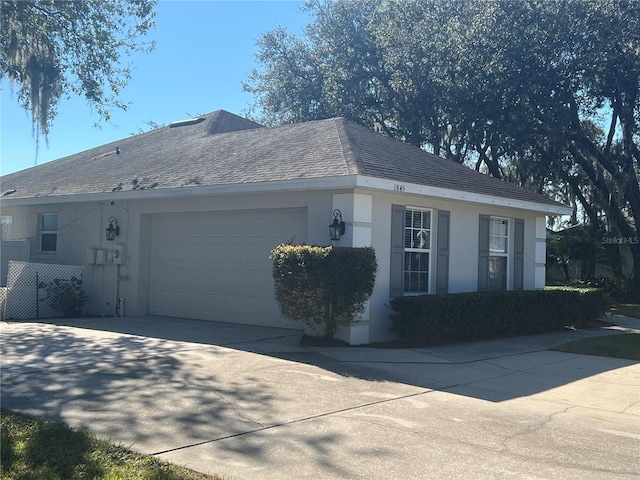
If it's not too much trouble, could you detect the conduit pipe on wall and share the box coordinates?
[114,263,119,317]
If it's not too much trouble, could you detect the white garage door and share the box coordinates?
[149,208,307,326]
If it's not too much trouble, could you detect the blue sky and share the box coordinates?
[1,0,309,175]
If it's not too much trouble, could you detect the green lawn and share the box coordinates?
[0,408,222,480]
[609,303,640,319]
[552,333,640,361]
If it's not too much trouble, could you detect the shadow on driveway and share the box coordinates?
[3,314,637,404]
[2,315,638,480]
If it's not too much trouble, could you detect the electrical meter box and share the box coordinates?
[86,248,96,265]
[113,244,126,264]
[95,249,107,265]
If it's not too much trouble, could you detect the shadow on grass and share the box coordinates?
[552,333,640,361]
[1,408,104,480]
[1,408,219,479]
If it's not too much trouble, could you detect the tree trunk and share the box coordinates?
[323,299,336,340]
[562,263,570,281]
[629,243,640,301]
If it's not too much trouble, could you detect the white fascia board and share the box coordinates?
[354,175,573,216]
[0,176,360,206]
[1,174,572,216]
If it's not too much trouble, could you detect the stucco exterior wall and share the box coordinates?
[1,189,342,319]
[2,186,549,344]
[358,190,545,343]
[1,202,120,315]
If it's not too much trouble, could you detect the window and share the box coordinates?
[404,208,431,293]
[488,217,508,290]
[40,213,58,252]
[0,215,12,240]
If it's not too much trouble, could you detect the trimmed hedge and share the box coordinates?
[389,288,605,346]
[271,244,377,339]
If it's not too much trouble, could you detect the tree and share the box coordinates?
[244,0,471,155]
[1,0,157,144]
[247,0,640,296]
[446,0,640,295]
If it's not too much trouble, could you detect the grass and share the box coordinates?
[0,408,222,480]
[609,303,640,319]
[552,333,640,361]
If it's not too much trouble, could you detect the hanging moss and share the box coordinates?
[1,0,156,152]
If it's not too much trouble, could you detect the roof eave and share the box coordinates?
[355,176,572,216]
[0,176,361,206]
[0,174,572,216]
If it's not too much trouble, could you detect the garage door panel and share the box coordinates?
[155,215,208,237]
[210,216,246,237]
[251,215,287,236]
[243,269,272,293]
[205,216,228,236]
[203,239,232,263]
[149,208,306,326]
[205,274,232,295]
[152,265,188,289]
[150,291,192,315]
[152,238,209,263]
[151,238,175,261]
[245,241,274,264]
[155,266,206,293]
[226,244,246,263]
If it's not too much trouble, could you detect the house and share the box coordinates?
[0,110,571,344]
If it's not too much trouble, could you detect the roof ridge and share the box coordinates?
[332,118,362,175]
[206,110,225,133]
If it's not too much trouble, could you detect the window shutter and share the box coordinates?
[514,218,525,290]
[390,204,405,297]
[436,210,450,294]
[478,214,490,291]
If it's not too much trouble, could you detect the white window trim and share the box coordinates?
[39,212,58,253]
[404,207,433,294]
[489,216,509,255]
[489,216,509,289]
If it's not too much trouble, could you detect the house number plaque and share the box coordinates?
[393,184,406,191]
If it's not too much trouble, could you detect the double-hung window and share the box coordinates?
[40,213,58,252]
[488,217,508,290]
[0,215,12,240]
[404,208,431,293]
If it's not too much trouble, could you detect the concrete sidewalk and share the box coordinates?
[1,315,639,479]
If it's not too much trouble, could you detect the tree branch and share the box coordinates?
[568,142,636,239]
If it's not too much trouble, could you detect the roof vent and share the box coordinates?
[169,116,206,128]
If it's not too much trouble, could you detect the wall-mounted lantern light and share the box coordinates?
[106,217,120,241]
[329,209,346,241]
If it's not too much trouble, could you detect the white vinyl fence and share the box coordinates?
[2,261,84,320]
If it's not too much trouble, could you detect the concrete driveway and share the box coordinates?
[1,315,639,479]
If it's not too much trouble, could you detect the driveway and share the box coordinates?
[1,315,639,479]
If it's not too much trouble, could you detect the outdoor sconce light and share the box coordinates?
[329,209,346,241]
[105,217,120,241]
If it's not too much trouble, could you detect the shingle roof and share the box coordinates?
[1,110,564,208]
